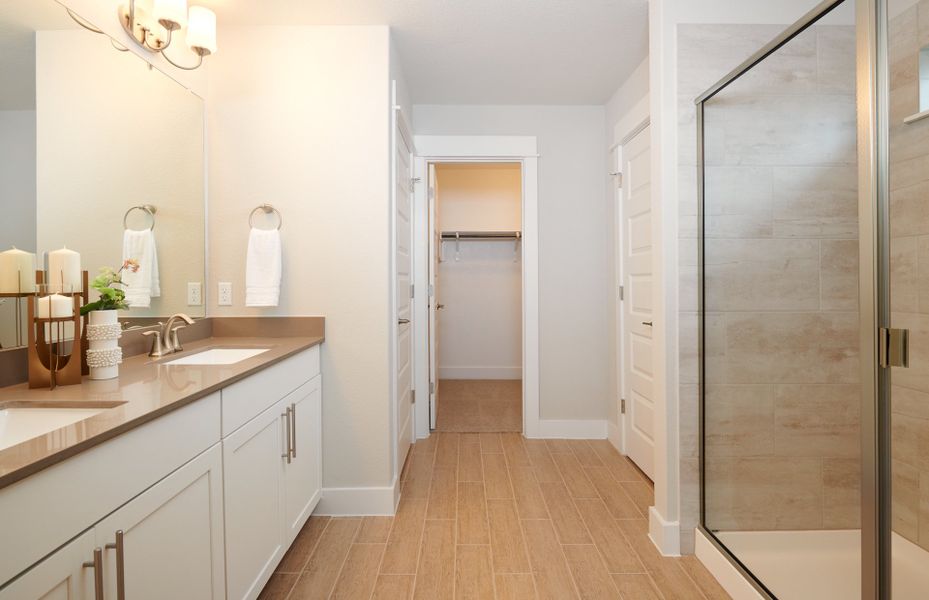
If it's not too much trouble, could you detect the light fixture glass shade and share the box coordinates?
[186,6,217,55]
[152,0,187,30]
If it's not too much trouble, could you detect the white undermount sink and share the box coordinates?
[165,348,270,366]
[0,407,105,451]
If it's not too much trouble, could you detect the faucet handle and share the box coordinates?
[170,325,187,353]
[143,330,164,358]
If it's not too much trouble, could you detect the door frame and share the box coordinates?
[389,89,416,502]
[412,135,540,439]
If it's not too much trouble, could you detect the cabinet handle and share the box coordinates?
[290,402,297,459]
[282,407,292,464]
[82,547,104,600]
[105,530,126,600]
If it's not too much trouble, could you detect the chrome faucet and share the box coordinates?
[144,313,195,358]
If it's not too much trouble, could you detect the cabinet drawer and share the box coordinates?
[222,346,320,436]
[0,392,221,586]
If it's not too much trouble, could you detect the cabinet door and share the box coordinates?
[94,443,225,600]
[283,376,323,544]
[0,530,97,600]
[223,400,287,600]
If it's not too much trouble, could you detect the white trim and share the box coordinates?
[648,505,681,556]
[315,477,401,516]
[437,367,521,380]
[607,420,622,450]
[535,419,608,440]
[695,530,763,600]
[412,135,541,441]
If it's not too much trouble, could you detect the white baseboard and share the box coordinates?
[315,477,400,516]
[532,419,608,439]
[695,529,763,600]
[648,506,681,556]
[437,366,522,380]
[607,420,622,451]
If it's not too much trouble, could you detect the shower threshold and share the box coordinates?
[715,529,929,599]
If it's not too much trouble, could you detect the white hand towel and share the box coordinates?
[122,229,161,308]
[246,228,282,307]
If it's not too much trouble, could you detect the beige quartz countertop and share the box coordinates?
[0,335,323,490]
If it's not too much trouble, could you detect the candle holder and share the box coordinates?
[0,270,32,348]
[27,274,88,390]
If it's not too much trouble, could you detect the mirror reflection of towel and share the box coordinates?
[246,228,281,307]
[122,229,160,308]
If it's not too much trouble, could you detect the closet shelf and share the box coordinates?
[440,231,521,241]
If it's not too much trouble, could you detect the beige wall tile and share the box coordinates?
[774,384,859,458]
[892,236,918,313]
[704,385,774,457]
[823,458,861,529]
[894,460,920,543]
[821,239,859,311]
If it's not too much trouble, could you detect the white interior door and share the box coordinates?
[621,126,655,480]
[396,125,414,465]
[428,163,439,430]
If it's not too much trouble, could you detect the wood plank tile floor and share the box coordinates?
[435,380,522,433]
[260,433,731,600]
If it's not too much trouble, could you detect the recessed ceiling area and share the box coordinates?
[199,0,649,105]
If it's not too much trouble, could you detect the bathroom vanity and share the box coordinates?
[0,330,324,600]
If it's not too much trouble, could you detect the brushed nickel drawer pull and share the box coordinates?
[642,321,653,327]
[290,402,297,459]
[282,407,292,463]
[82,547,104,600]
[105,530,126,600]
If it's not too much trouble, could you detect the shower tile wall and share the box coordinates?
[889,1,929,553]
[678,23,859,545]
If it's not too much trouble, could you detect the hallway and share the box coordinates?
[435,380,522,433]
[260,434,729,599]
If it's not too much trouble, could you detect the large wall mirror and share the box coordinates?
[0,0,205,351]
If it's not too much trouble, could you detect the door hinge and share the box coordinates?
[428,284,435,297]
[619,285,624,301]
[430,381,435,394]
[410,284,415,299]
[411,390,416,404]
[621,398,626,414]
[880,327,909,368]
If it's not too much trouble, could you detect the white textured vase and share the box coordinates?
[86,310,122,380]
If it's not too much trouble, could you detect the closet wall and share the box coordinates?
[437,163,522,380]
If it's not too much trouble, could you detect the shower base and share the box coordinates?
[715,529,929,599]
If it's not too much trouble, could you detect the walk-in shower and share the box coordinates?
[696,0,929,597]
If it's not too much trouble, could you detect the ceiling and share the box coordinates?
[200,0,649,105]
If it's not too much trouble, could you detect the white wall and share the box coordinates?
[413,105,610,421]
[207,26,395,500]
[0,110,35,252]
[436,163,522,380]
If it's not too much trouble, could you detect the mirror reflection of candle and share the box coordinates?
[0,247,35,294]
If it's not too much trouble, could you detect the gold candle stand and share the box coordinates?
[27,270,89,389]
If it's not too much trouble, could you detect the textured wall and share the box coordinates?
[678,23,859,535]
[889,0,929,551]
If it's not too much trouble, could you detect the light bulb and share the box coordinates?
[186,6,217,55]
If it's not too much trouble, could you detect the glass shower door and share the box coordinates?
[886,1,929,597]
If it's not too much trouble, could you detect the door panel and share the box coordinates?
[95,444,225,600]
[621,126,655,480]
[282,377,322,544]
[396,125,414,466]
[0,530,96,600]
[223,403,285,600]
[428,163,439,430]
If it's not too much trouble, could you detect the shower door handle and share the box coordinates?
[879,327,909,368]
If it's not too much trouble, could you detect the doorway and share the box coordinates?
[411,135,540,440]
[431,163,523,432]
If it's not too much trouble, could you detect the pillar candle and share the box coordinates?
[46,247,81,293]
[37,294,73,319]
[0,247,36,294]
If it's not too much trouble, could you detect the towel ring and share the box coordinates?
[249,204,283,230]
[123,204,157,231]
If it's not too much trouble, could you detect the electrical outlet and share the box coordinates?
[187,282,202,306]
[218,282,233,306]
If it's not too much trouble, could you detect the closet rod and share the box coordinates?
[440,231,522,241]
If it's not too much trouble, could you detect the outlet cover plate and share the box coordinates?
[218,282,233,306]
[187,282,202,306]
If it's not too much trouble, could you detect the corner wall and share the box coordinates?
[207,26,395,504]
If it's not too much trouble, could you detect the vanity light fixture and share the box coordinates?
[118,0,217,70]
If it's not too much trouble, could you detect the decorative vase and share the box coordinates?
[85,310,122,380]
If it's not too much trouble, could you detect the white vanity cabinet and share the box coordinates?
[224,372,323,600]
[0,344,323,600]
